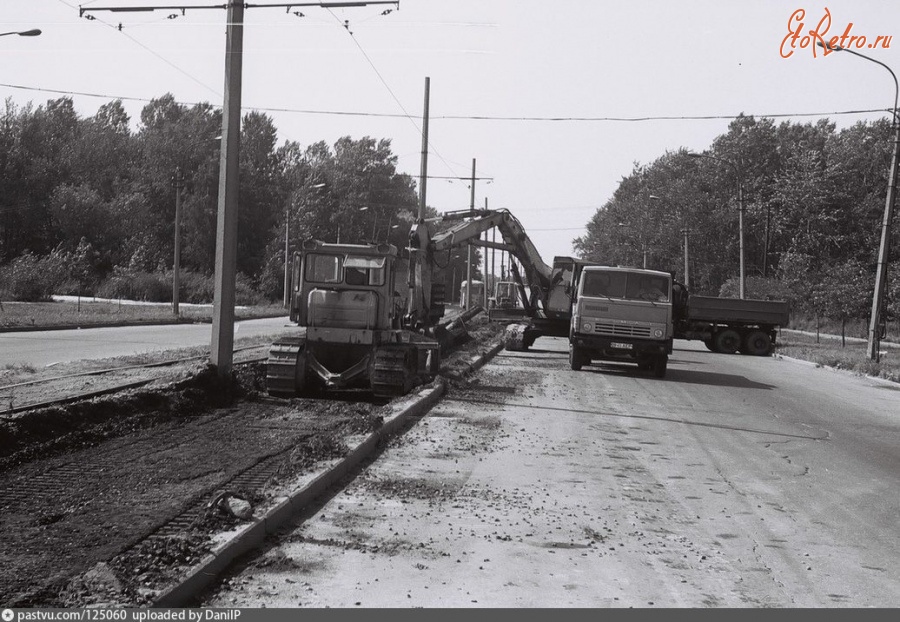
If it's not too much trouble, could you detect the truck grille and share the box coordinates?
[594,322,652,338]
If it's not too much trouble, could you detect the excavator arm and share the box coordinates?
[428,209,553,292]
[405,208,569,333]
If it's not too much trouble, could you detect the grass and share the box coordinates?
[776,329,900,384]
[0,299,286,330]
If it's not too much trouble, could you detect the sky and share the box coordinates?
[2,0,900,264]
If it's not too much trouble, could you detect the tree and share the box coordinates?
[810,260,871,346]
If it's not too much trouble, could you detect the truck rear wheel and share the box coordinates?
[713,329,741,354]
[740,330,772,356]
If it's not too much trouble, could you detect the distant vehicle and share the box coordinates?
[671,283,790,355]
[491,281,518,309]
[568,266,674,377]
[459,280,484,309]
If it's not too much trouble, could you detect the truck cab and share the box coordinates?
[568,266,673,377]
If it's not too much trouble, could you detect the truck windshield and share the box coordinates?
[581,270,670,302]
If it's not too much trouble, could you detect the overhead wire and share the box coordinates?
[0,81,890,124]
[323,7,465,186]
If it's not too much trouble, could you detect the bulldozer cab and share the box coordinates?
[290,240,400,330]
[492,281,519,309]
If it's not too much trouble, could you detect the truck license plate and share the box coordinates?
[611,342,632,349]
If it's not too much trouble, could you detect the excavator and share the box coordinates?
[266,208,595,398]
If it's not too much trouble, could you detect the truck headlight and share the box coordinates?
[582,322,593,332]
[654,329,663,338]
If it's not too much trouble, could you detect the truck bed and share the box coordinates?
[687,296,790,326]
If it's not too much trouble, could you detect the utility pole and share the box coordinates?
[283,201,291,308]
[466,159,476,310]
[491,205,496,301]
[868,116,899,361]
[172,167,185,316]
[407,77,430,323]
[80,1,399,378]
[737,180,745,299]
[815,40,899,360]
[209,0,245,377]
[418,77,429,222]
[483,197,489,308]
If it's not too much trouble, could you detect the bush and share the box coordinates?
[95,268,263,305]
[0,250,70,302]
[96,269,171,302]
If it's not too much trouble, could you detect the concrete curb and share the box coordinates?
[780,328,900,349]
[774,353,899,387]
[150,339,507,607]
[152,377,447,607]
[441,340,506,380]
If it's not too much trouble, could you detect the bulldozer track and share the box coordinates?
[371,347,413,397]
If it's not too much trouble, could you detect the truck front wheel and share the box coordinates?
[652,354,668,378]
[740,329,772,356]
[713,329,741,354]
[569,344,585,371]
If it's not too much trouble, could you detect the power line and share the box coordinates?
[0,81,890,123]
[324,7,463,184]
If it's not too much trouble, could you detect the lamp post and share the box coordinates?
[0,29,41,37]
[817,41,899,362]
[650,195,690,288]
[687,152,746,298]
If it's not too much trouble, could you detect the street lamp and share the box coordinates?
[0,29,41,37]
[687,152,746,299]
[650,195,690,289]
[817,41,899,362]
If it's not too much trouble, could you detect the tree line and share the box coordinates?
[0,93,474,303]
[573,114,900,329]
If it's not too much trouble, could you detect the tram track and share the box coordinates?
[0,310,500,607]
[0,346,268,419]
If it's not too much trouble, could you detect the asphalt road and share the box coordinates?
[205,337,900,608]
[0,317,293,368]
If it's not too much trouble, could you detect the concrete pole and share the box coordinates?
[483,197,489,308]
[466,158,475,310]
[210,1,244,376]
[683,227,690,290]
[867,116,900,361]
[173,167,184,316]
[418,77,429,222]
[738,180,746,299]
[283,204,290,308]
[491,220,496,300]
